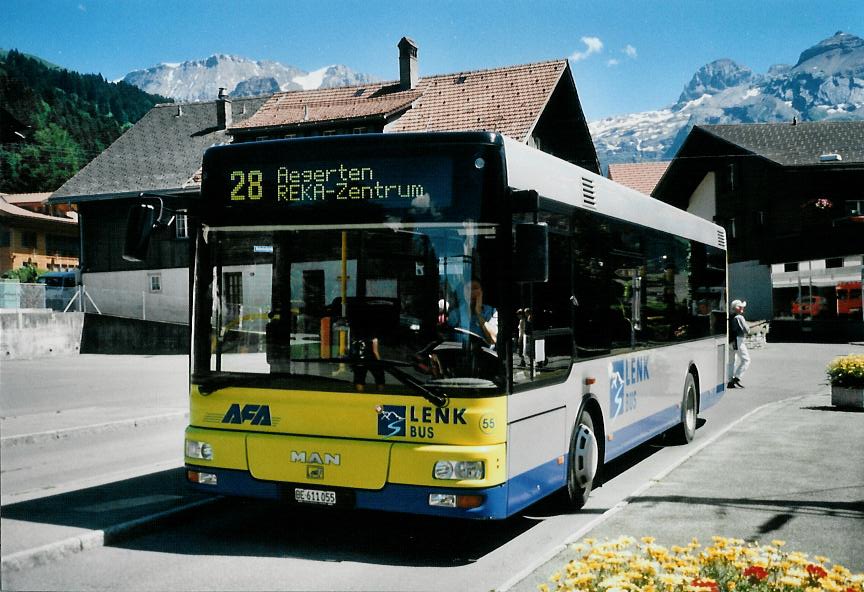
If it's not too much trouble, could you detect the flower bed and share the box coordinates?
[538,536,863,592]
[826,354,864,389]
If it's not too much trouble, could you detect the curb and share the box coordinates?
[0,411,188,449]
[496,396,806,592]
[0,497,220,573]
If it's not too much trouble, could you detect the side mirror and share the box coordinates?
[514,222,549,283]
[122,203,158,262]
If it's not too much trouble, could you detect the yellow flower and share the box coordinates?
[771,539,786,547]
[779,575,802,587]
[537,584,550,592]
[642,536,657,544]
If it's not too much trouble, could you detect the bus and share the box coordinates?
[836,281,862,317]
[129,132,727,520]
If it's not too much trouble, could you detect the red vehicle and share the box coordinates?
[791,295,826,317]
[836,281,862,317]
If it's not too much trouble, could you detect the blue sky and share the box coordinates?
[4,0,862,120]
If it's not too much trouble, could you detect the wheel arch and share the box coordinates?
[575,393,606,481]
[687,362,701,414]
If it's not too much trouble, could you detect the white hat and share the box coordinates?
[731,299,747,310]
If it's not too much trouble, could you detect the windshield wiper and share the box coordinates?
[377,360,449,407]
[292,357,449,407]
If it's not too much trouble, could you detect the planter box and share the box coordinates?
[831,386,864,409]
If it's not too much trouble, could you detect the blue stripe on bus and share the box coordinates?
[186,465,511,519]
[506,457,566,516]
[605,405,681,461]
[700,383,725,411]
[605,382,726,460]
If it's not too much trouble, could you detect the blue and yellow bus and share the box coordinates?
[157,132,727,519]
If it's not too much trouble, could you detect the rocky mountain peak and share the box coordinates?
[794,31,864,68]
[593,32,864,167]
[122,55,376,103]
[677,59,755,105]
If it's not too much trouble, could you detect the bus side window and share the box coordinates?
[512,213,573,388]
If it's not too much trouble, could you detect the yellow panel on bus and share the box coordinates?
[189,386,507,446]
[247,433,391,489]
[389,443,506,488]
[184,426,248,470]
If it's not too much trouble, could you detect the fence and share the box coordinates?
[0,280,47,309]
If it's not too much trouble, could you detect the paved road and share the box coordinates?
[1,344,862,591]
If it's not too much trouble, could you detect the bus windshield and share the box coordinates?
[194,222,504,395]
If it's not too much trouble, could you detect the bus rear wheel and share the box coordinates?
[672,373,698,444]
[566,410,599,509]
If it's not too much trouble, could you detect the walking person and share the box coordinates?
[727,299,751,388]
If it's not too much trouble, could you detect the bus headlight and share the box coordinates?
[433,460,485,480]
[185,440,213,460]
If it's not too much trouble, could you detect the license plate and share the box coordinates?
[294,488,337,506]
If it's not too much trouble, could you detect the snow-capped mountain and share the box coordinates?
[122,54,377,103]
[591,31,864,165]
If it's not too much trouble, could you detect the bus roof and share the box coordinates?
[502,136,726,250]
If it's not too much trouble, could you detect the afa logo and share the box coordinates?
[222,403,272,426]
[377,405,406,437]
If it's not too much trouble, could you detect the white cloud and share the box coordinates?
[623,44,637,59]
[607,59,620,67]
[570,36,603,61]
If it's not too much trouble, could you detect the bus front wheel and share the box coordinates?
[566,410,599,509]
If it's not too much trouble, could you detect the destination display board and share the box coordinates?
[205,153,454,211]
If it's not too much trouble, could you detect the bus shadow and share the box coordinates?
[1,468,201,533]
[115,497,541,567]
[2,469,539,567]
[3,420,709,567]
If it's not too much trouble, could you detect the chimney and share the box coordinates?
[398,37,418,90]
[217,87,232,129]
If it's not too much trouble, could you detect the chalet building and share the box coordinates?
[48,37,600,348]
[49,95,268,325]
[229,37,599,173]
[653,121,864,342]
[0,193,78,275]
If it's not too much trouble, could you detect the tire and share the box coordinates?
[565,409,600,509]
[672,373,698,444]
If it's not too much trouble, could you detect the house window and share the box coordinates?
[21,231,37,249]
[352,127,367,134]
[284,133,298,139]
[46,234,79,256]
[0,225,10,247]
[727,218,737,239]
[322,129,337,136]
[175,212,189,239]
[784,262,799,272]
[148,273,162,293]
[825,257,843,269]
[846,199,864,216]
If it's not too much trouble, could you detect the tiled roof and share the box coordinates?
[231,86,422,131]
[1,192,53,205]
[232,59,569,142]
[699,121,864,167]
[607,162,670,196]
[51,97,267,200]
[0,195,77,224]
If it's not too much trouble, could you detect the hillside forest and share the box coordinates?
[0,50,171,193]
